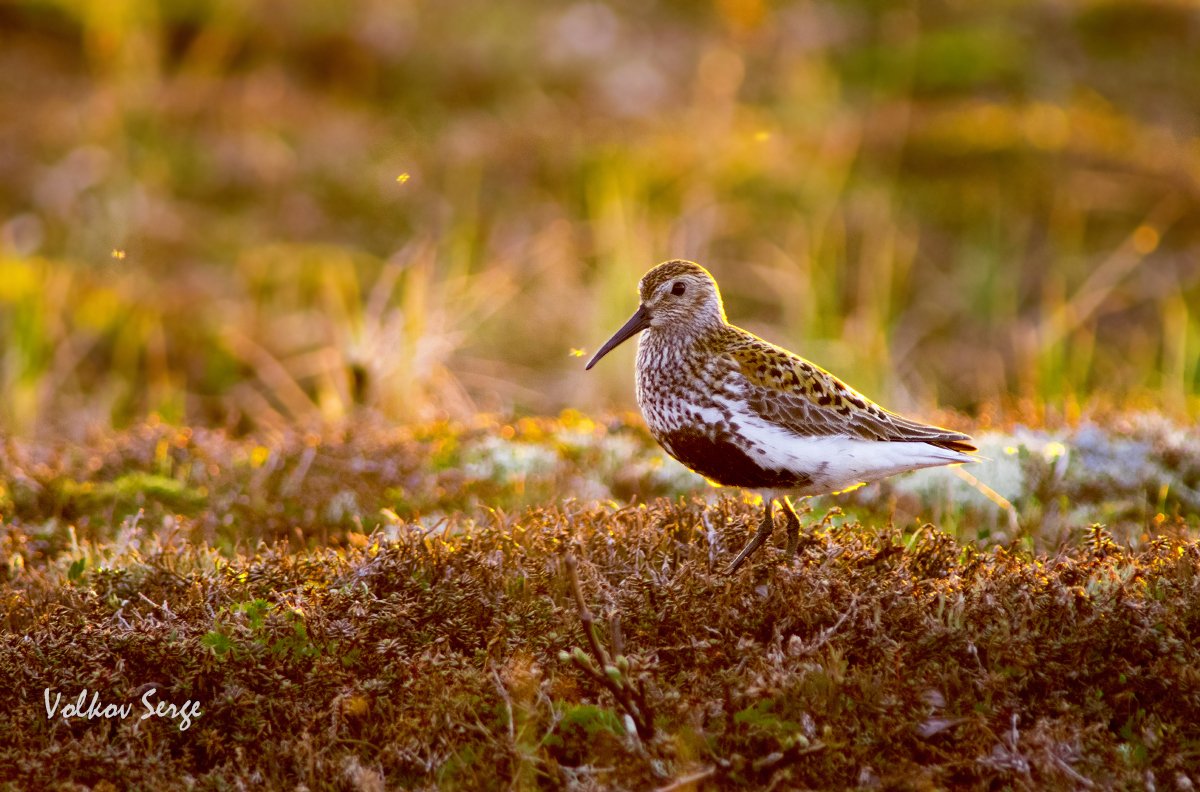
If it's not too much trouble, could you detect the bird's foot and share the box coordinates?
[780,497,802,557]
[780,497,819,559]
[724,499,775,575]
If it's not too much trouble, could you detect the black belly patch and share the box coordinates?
[660,430,813,489]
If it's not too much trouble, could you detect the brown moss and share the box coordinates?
[2,483,1199,789]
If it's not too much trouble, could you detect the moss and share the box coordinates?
[1,413,1199,788]
[0,493,1197,787]
[55,472,208,518]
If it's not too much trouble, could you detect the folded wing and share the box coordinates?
[726,336,977,455]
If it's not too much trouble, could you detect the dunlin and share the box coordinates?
[587,260,978,573]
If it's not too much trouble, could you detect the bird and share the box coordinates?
[586,259,978,574]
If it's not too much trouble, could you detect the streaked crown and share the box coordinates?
[637,260,727,330]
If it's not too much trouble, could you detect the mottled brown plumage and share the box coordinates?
[587,259,978,573]
[726,340,977,454]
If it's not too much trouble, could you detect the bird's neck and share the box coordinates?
[637,321,725,368]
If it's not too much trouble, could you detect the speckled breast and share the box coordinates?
[634,337,812,490]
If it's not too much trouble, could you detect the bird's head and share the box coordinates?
[586,260,726,370]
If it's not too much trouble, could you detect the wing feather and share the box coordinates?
[723,331,976,453]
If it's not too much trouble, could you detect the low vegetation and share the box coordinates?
[2,413,1198,789]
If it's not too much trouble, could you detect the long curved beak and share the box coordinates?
[585,305,650,370]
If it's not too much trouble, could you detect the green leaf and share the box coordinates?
[201,631,234,657]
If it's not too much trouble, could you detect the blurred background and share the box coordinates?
[1,0,1198,438]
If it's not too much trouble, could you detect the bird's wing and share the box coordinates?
[724,333,976,453]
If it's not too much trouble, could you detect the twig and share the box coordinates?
[138,591,174,619]
[489,666,515,743]
[566,554,608,665]
[656,766,716,792]
[533,686,564,750]
[789,597,856,658]
[1049,751,1095,789]
[701,512,720,569]
[751,740,827,772]
[282,445,317,497]
[608,612,625,658]
[951,466,1019,534]
[562,554,655,740]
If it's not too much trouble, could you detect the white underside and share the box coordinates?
[722,406,975,496]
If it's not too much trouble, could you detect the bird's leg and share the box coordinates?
[725,497,775,575]
[780,496,802,556]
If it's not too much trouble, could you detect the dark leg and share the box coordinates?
[724,498,774,575]
[780,496,802,556]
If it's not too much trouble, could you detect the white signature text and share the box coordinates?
[44,687,202,731]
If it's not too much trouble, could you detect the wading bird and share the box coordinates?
[587,260,977,573]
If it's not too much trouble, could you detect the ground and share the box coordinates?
[2,412,1198,789]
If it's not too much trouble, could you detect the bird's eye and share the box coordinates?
[670,281,686,296]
